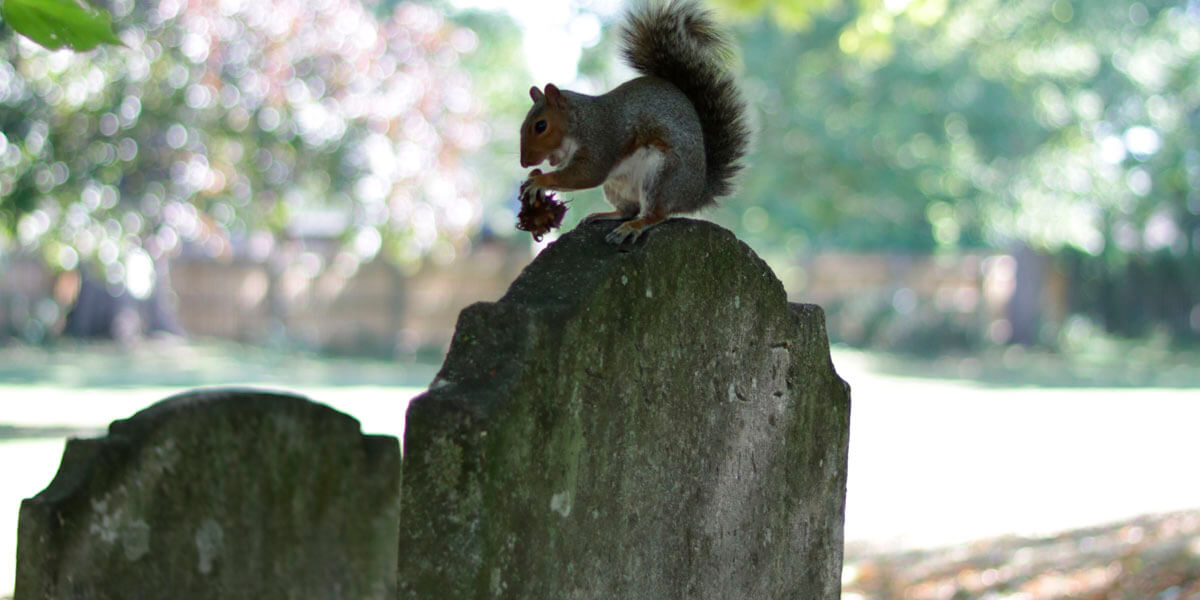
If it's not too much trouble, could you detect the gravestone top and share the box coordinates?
[16,388,401,600]
[399,219,851,599]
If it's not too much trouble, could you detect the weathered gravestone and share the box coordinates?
[398,219,852,599]
[14,389,401,600]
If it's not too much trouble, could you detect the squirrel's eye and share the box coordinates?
[534,120,548,134]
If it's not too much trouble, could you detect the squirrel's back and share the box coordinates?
[620,0,750,200]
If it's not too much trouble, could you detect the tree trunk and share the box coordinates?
[63,264,184,341]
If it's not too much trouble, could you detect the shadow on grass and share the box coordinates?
[844,510,1200,599]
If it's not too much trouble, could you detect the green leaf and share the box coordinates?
[1,0,122,51]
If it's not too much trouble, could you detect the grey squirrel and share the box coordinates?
[519,0,750,245]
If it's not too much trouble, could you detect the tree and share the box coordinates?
[1,0,493,338]
[710,0,1200,343]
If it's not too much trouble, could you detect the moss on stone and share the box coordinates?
[398,219,850,599]
[15,389,401,600]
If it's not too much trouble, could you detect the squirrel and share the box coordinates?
[519,0,750,245]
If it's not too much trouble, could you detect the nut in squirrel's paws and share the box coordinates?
[605,220,646,245]
[516,173,566,242]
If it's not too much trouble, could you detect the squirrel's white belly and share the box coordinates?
[602,147,665,213]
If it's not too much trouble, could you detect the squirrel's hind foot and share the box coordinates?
[604,214,667,245]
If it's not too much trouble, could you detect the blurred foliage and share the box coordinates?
[0,0,502,294]
[446,8,531,235]
[708,0,1200,257]
[697,0,1200,343]
[1,0,1198,346]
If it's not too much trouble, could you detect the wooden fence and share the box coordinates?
[2,244,1060,353]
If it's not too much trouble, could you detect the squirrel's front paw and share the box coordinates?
[521,168,548,192]
[519,169,543,194]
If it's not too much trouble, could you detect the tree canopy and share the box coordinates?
[2,0,1197,341]
[704,0,1199,261]
[1,0,497,295]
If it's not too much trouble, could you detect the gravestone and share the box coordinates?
[15,389,401,600]
[397,219,851,599]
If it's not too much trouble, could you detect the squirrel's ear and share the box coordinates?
[529,86,544,103]
[544,83,566,109]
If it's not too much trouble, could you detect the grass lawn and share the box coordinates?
[1,341,1198,598]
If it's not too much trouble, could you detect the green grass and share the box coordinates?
[836,343,1200,389]
[0,339,439,389]
[0,340,435,441]
[6,337,1197,392]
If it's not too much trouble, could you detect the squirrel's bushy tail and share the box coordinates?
[621,0,750,200]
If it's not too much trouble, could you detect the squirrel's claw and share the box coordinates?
[605,221,645,245]
[605,213,667,245]
[519,170,543,193]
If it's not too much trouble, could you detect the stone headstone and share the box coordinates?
[15,389,401,600]
[397,219,851,599]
